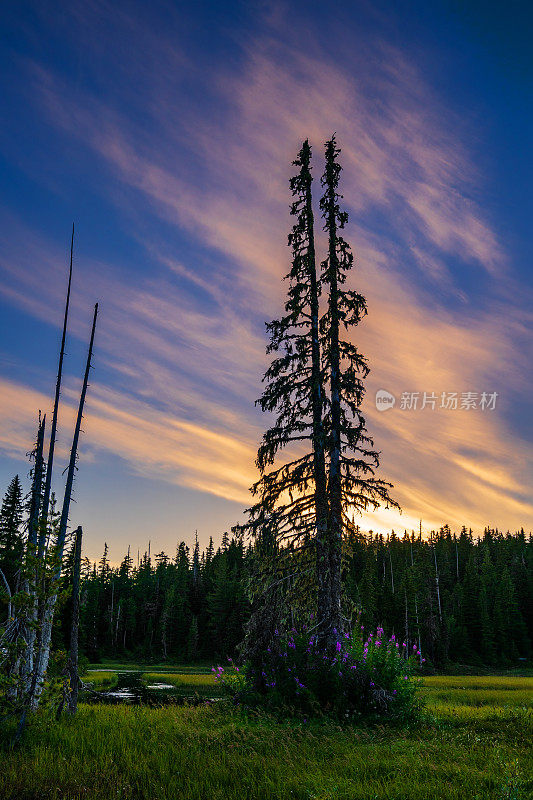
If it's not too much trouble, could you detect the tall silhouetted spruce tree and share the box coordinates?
[319,135,399,642]
[245,136,398,653]
[245,140,329,621]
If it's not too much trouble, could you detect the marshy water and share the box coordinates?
[83,670,221,706]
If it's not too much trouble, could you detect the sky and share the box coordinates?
[0,0,532,563]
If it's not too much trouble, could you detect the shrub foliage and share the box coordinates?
[215,624,422,719]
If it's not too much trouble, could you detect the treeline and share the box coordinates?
[1,477,531,667]
[72,535,248,664]
[345,525,532,667]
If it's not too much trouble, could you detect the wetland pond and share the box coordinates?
[82,670,222,706]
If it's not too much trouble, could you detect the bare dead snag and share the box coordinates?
[30,303,98,711]
[39,224,74,560]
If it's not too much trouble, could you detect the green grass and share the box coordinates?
[422,675,533,709]
[142,672,223,695]
[1,675,531,799]
[82,670,119,691]
[87,661,213,673]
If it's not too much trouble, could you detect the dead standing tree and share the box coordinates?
[38,223,74,561]
[20,413,46,691]
[30,303,98,710]
[0,227,98,745]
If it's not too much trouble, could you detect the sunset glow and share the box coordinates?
[1,1,531,561]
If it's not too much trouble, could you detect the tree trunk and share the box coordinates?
[68,526,82,714]
[21,414,46,691]
[433,536,442,624]
[0,567,11,624]
[324,143,343,643]
[300,142,330,639]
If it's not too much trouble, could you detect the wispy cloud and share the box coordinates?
[0,6,531,545]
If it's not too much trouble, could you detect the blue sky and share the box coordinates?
[0,0,531,562]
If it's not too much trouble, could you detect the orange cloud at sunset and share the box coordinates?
[0,6,531,560]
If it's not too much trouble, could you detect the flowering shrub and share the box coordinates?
[214,626,423,719]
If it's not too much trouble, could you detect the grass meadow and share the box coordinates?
[0,672,531,800]
[84,670,120,691]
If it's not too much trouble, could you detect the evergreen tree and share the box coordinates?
[0,475,25,592]
[319,135,399,639]
[186,615,199,662]
[246,140,327,580]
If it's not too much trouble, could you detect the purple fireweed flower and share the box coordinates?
[370,681,375,687]
[336,641,342,652]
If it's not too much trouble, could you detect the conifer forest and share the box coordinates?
[1,482,531,669]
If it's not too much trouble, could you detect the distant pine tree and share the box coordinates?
[0,475,25,592]
[186,615,199,662]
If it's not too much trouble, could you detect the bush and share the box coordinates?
[214,626,423,720]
